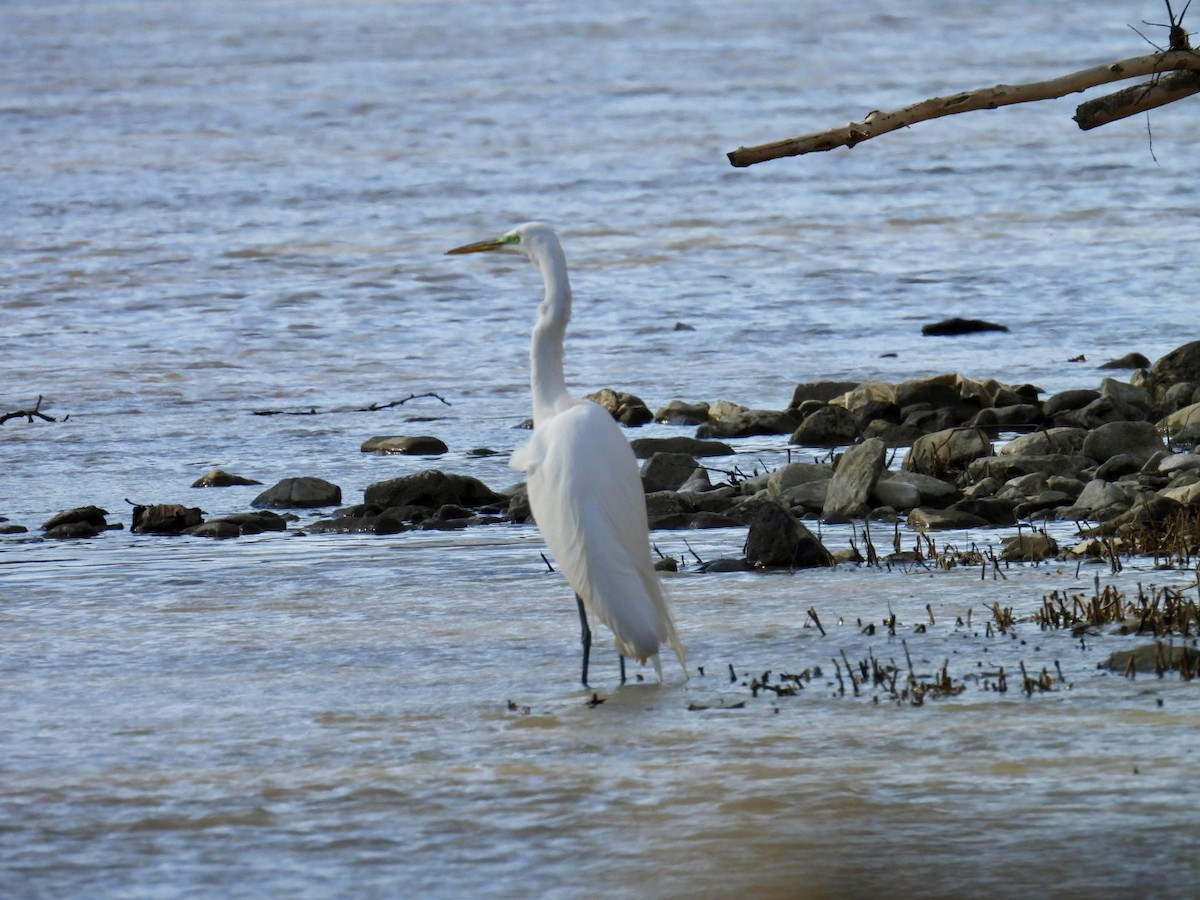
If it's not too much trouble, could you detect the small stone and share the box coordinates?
[191,469,263,488]
[360,435,448,456]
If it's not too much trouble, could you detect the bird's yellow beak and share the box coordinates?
[445,238,503,255]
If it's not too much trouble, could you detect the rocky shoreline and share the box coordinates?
[6,340,1200,574]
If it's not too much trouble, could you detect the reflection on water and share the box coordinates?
[4,0,1200,896]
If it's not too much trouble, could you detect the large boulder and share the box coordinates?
[629,435,733,459]
[1000,427,1086,457]
[1157,402,1200,444]
[360,435,448,456]
[789,405,859,447]
[252,476,342,508]
[743,501,834,569]
[364,470,505,511]
[823,438,887,520]
[1081,420,1164,467]
[640,452,701,492]
[585,388,653,427]
[903,427,993,479]
[1145,340,1200,403]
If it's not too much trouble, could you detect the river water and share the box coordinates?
[3,1,1199,897]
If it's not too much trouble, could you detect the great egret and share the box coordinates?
[447,222,686,686]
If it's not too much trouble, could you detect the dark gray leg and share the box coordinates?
[619,655,626,684]
[575,594,591,687]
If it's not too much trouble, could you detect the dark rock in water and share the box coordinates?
[468,447,502,458]
[1000,533,1059,561]
[1101,642,1200,675]
[946,497,1017,526]
[789,404,859,447]
[1043,389,1100,420]
[921,317,1008,336]
[823,438,886,520]
[906,507,990,531]
[629,435,733,459]
[132,503,204,535]
[252,476,342,509]
[1145,340,1200,403]
[1098,352,1151,370]
[0,522,28,534]
[641,452,701,493]
[699,408,802,439]
[743,501,834,569]
[788,381,861,408]
[44,520,109,539]
[1081,420,1164,467]
[191,469,262,488]
[699,557,752,573]
[360,435,449,456]
[364,469,505,511]
[186,511,289,537]
[42,505,108,531]
[654,399,710,426]
[585,388,653,427]
[903,427,992,479]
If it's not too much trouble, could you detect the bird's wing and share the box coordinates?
[513,400,684,670]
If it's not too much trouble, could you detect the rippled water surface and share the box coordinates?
[4,1,1200,896]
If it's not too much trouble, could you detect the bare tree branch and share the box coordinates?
[727,50,1200,167]
[1075,68,1200,128]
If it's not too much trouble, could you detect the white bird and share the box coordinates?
[447,222,686,685]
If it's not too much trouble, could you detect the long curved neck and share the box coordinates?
[529,239,572,427]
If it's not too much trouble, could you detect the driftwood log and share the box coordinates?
[728,49,1200,167]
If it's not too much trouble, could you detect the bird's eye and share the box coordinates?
[501,233,521,245]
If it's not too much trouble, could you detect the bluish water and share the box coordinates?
[3,1,1199,896]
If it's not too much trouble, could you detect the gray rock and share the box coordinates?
[882,470,961,507]
[1145,340,1200,403]
[1162,383,1199,414]
[360,435,448,456]
[967,454,1092,484]
[767,461,834,495]
[906,507,990,530]
[364,470,504,512]
[946,497,1017,526]
[871,476,922,511]
[653,399,711,426]
[252,477,342,509]
[1157,402,1200,443]
[700,408,802,439]
[788,405,859,447]
[823,438,887,520]
[641,452,701,492]
[678,467,715,493]
[903,427,993,479]
[1081,420,1164,466]
[743,501,834,569]
[1000,427,1087,457]
[42,506,109,531]
[789,380,862,407]
[191,469,263,488]
[999,533,1059,561]
[1043,389,1100,419]
[629,435,733,459]
[1101,643,1200,675]
[1098,352,1151,370]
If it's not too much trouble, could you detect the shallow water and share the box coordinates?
[3,0,1200,896]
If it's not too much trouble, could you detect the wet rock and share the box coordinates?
[629,435,733,459]
[191,469,263,488]
[1000,427,1087,457]
[183,520,242,539]
[945,497,1017,526]
[789,380,863,408]
[1064,479,1138,520]
[788,404,859,447]
[188,510,290,536]
[1060,381,1153,429]
[1145,340,1200,403]
[1161,383,1200,414]
[823,438,886,520]
[252,476,342,509]
[766,461,834,496]
[906,507,990,531]
[880,470,960,508]
[968,404,1043,435]
[1013,490,1076,520]
[1157,401,1200,443]
[679,467,715,493]
[363,470,505,512]
[920,317,1008,336]
[585,388,653,427]
[1095,454,1141,482]
[360,435,448,456]
[698,557,752,573]
[902,427,993,479]
[999,533,1059,561]
[967,454,1091,484]
[1081,420,1164,467]
[131,503,204,535]
[1098,352,1151,370]
[654,399,711,426]
[743,501,834,569]
[0,522,28,534]
[870,475,921,511]
[42,506,112,538]
[699,407,802,439]
[1081,494,1188,537]
[1101,642,1200,675]
[1043,389,1100,420]
[645,491,696,528]
[641,452,701,492]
